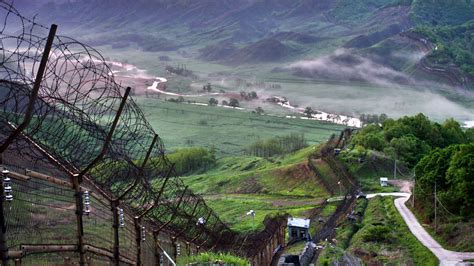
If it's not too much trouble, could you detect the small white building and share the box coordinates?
[288,217,311,242]
[380,177,389,187]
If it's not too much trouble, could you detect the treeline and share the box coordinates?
[351,113,474,167]
[359,113,388,125]
[167,147,216,176]
[349,113,474,220]
[246,133,307,158]
[415,143,473,218]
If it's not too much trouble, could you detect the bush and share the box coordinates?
[362,225,391,242]
[178,252,249,266]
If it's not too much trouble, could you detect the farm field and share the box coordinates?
[102,46,474,124]
[136,98,344,156]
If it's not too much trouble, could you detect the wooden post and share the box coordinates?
[111,200,120,266]
[72,174,86,265]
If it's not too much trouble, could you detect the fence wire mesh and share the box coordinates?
[0,1,288,264]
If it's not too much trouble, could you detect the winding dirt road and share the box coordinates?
[393,196,474,266]
[328,191,474,264]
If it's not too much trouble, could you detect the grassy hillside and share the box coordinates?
[317,196,438,265]
[410,0,474,26]
[349,196,437,265]
[182,147,330,233]
[413,21,474,75]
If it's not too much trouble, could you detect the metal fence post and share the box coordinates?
[0,165,7,265]
[134,217,142,266]
[72,174,85,265]
[171,237,177,263]
[0,24,57,154]
[153,231,160,266]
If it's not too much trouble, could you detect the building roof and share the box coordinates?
[288,217,310,228]
[380,177,388,181]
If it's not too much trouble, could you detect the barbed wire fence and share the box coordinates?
[0,1,287,265]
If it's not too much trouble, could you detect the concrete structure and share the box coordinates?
[287,217,310,242]
[380,177,388,187]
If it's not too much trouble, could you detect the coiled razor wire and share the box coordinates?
[0,0,287,259]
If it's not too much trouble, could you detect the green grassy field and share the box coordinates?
[182,147,330,233]
[136,98,344,157]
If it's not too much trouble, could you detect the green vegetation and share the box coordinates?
[410,0,474,26]
[348,196,437,265]
[415,143,474,218]
[166,147,216,176]
[136,98,343,157]
[414,21,474,75]
[351,114,471,167]
[182,147,329,232]
[340,150,403,193]
[316,199,368,265]
[177,252,249,266]
[330,0,412,25]
[319,196,438,265]
[347,114,474,252]
[246,133,307,158]
[413,143,474,251]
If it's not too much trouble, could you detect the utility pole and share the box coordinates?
[434,180,437,233]
[412,168,416,208]
[393,156,397,180]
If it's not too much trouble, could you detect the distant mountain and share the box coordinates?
[14,0,474,88]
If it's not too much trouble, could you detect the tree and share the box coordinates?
[249,91,258,99]
[209,98,218,106]
[203,83,212,92]
[222,100,228,106]
[441,118,466,146]
[304,107,314,118]
[255,107,264,115]
[390,134,431,167]
[445,143,474,216]
[229,98,240,108]
[466,128,474,143]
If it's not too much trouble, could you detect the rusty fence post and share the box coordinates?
[0,166,7,266]
[134,217,142,266]
[72,174,86,265]
[0,23,57,265]
[111,200,120,266]
[153,231,160,266]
